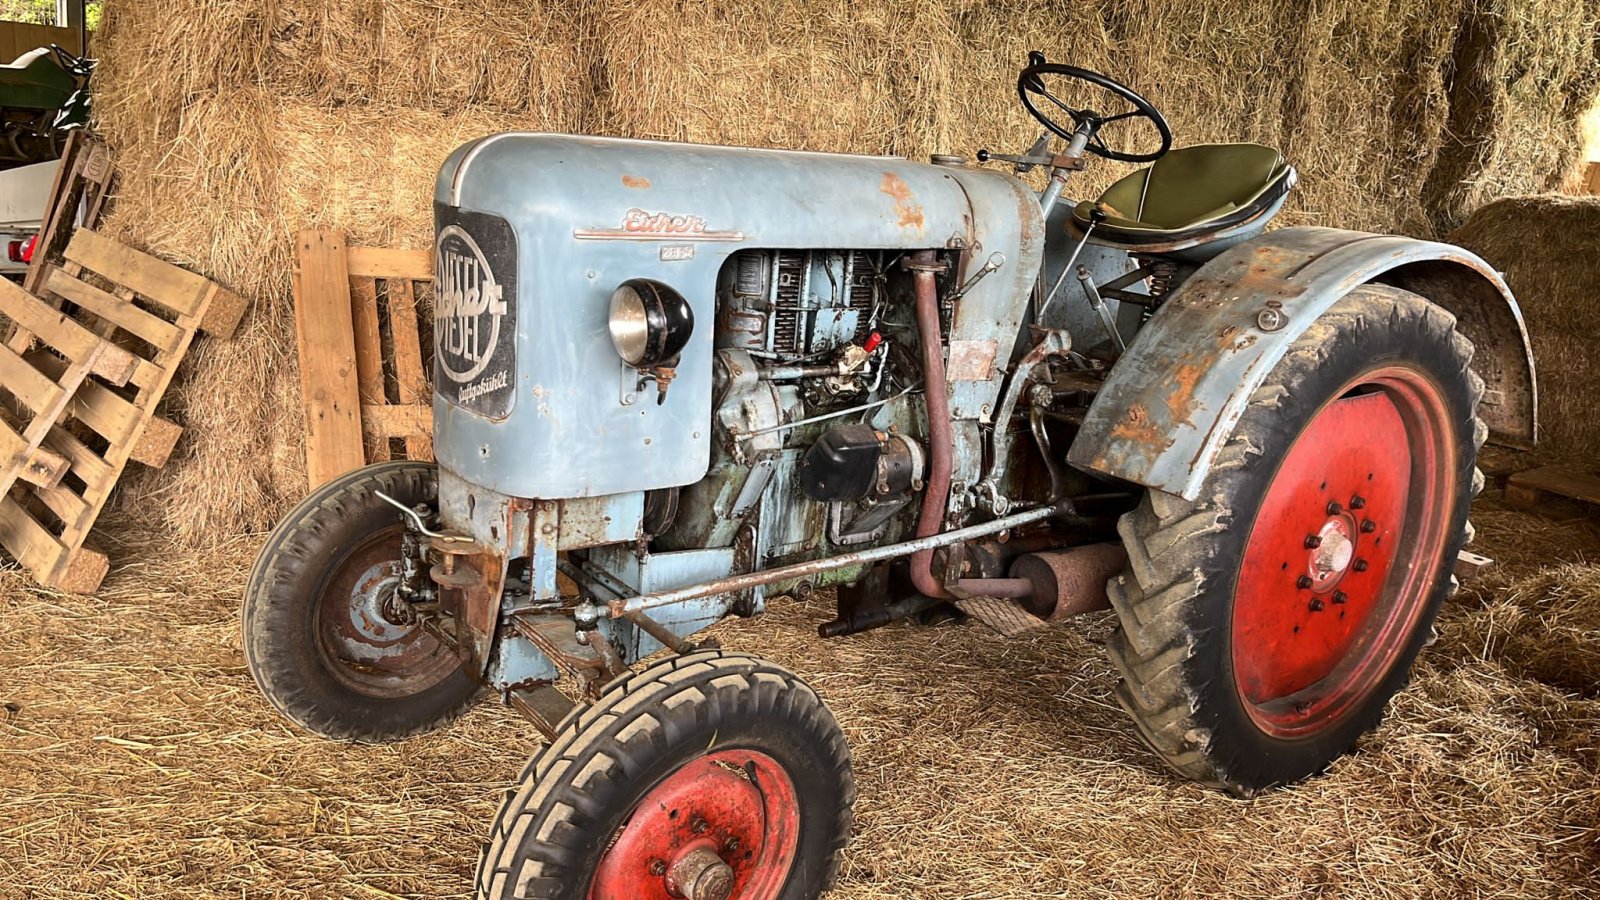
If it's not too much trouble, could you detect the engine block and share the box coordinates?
[717,249,886,357]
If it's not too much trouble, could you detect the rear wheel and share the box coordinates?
[477,651,854,900]
[1107,284,1485,794]
[243,461,482,742]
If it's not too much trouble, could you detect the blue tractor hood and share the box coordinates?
[432,133,1040,500]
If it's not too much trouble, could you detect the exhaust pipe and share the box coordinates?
[1008,543,1128,621]
[907,250,956,600]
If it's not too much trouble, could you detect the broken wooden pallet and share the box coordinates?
[293,228,434,489]
[1505,464,1600,512]
[0,228,243,592]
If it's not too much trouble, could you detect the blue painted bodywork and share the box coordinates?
[1065,226,1538,500]
[433,134,1041,501]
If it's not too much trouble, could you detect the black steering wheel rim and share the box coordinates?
[1017,62,1172,163]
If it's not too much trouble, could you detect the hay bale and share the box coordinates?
[87,0,1600,543]
[1449,194,1600,463]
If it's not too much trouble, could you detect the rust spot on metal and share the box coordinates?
[1104,403,1174,461]
[621,174,651,189]
[946,340,997,382]
[880,172,925,233]
[1165,362,1204,427]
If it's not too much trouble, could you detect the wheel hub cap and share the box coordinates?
[1309,516,1355,588]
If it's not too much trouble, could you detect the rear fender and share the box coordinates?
[1065,226,1537,501]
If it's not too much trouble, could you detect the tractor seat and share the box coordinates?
[1070,143,1296,257]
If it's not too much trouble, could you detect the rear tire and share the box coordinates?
[476,651,854,900]
[1107,284,1485,795]
[243,461,482,742]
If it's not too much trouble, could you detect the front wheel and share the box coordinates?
[477,651,854,900]
[243,460,482,742]
[1107,284,1485,795]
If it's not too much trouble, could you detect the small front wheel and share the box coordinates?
[477,651,854,900]
[243,460,482,742]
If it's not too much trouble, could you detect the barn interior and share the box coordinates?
[1,1,1598,896]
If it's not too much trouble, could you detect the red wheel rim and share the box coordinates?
[589,749,800,900]
[1232,367,1456,738]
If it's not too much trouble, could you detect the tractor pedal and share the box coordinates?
[953,595,1048,639]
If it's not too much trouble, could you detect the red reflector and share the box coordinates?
[20,233,36,263]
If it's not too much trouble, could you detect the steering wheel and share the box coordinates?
[1017,53,1172,163]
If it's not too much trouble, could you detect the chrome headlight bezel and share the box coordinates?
[607,279,694,368]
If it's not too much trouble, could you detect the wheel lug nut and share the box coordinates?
[690,816,710,834]
[1304,534,1322,549]
[1350,495,1366,510]
[1309,597,1325,612]
[1296,574,1313,589]
[726,836,740,852]
[1360,519,1376,534]
[1353,558,1369,572]
[650,859,668,877]
[1326,501,1342,515]
[1333,591,1348,605]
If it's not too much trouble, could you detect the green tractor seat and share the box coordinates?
[1069,143,1297,259]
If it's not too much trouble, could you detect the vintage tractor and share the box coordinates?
[244,56,1536,899]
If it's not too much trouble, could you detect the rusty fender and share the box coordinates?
[1066,226,1537,501]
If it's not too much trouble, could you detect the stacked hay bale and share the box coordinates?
[90,0,1600,544]
[1450,194,1600,464]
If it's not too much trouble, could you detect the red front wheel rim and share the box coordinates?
[589,749,801,900]
[1231,367,1457,738]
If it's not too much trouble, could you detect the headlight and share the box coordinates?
[608,279,693,367]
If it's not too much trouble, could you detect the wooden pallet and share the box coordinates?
[293,228,434,489]
[24,131,113,297]
[0,228,243,592]
[1505,464,1600,512]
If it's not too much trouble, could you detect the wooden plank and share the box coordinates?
[1506,464,1600,508]
[347,247,433,281]
[63,229,213,317]
[349,277,388,463]
[64,378,141,447]
[32,480,88,531]
[21,133,81,296]
[385,279,432,459]
[45,268,185,354]
[0,497,67,579]
[39,425,114,491]
[362,404,432,437]
[0,276,135,385]
[293,229,365,488]
[0,342,63,413]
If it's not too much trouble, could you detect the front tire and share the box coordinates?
[477,651,854,900]
[243,460,482,742]
[1107,284,1485,795]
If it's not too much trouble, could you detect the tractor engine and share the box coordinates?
[653,247,927,574]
